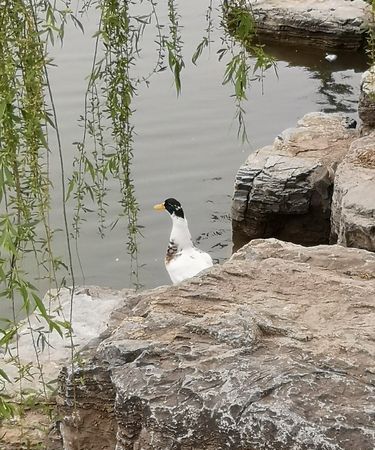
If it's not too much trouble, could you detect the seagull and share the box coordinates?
[154,198,213,284]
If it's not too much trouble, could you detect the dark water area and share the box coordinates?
[264,42,368,112]
[0,2,370,325]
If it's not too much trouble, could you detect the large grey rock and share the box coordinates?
[331,132,375,251]
[232,113,357,248]
[245,0,371,50]
[58,239,375,450]
[359,65,375,132]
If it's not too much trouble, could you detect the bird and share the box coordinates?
[153,198,213,284]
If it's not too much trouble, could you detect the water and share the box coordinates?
[2,2,369,305]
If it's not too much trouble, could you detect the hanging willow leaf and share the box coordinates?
[192,37,208,65]
[0,368,11,383]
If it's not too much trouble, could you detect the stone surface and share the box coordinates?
[1,409,63,450]
[59,239,375,450]
[359,65,375,132]
[0,286,130,395]
[331,132,375,251]
[247,0,371,50]
[0,286,130,449]
[232,112,357,248]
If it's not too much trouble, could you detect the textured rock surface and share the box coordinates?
[59,239,375,450]
[248,0,371,50]
[0,287,129,449]
[359,66,375,132]
[232,113,357,248]
[331,132,375,251]
[0,286,129,395]
[1,409,63,450]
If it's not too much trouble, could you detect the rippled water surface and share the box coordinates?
[12,2,372,298]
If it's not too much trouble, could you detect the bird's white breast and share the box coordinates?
[166,246,213,284]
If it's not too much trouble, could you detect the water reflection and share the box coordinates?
[263,42,368,72]
[263,42,368,113]
[313,72,357,113]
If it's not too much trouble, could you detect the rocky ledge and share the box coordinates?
[245,0,371,50]
[232,109,375,253]
[58,239,375,450]
[232,112,358,249]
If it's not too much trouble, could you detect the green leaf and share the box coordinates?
[32,292,48,318]
[174,60,182,95]
[71,15,85,34]
[0,327,17,347]
[0,368,11,383]
[19,282,31,313]
[0,397,15,419]
[0,101,6,120]
[66,178,75,201]
[192,38,208,65]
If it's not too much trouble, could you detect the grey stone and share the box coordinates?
[0,286,131,395]
[58,239,375,450]
[359,66,375,132]
[244,0,371,50]
[232,113,357,248]
[331,131,375,251]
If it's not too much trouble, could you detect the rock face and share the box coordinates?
[0,287,130,450]
[232,113,357,249]
[59,239,375,450]
[0,286,129,395]
[359,66,375,132]
[331,132,375,251]
[247,0,371,50]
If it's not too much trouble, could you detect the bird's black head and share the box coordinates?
[164,198,184,218]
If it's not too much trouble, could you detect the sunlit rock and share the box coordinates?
[246,0,371,50]
[58,239,375,450]
[232,112,357,249]
[331,131,375,251]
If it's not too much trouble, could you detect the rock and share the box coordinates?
[359,65,375,132]
[0,409,64,450]
[0,286,130,395]
[0,286,131,449]
[232,113,357,249]
[244,0,371,50]
[58,239,375,450]
[331,131,375,251]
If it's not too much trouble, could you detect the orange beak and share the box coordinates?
[153,203,165,211]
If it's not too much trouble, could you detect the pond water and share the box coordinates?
[48,1,368,292]
[4,2,370,311]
